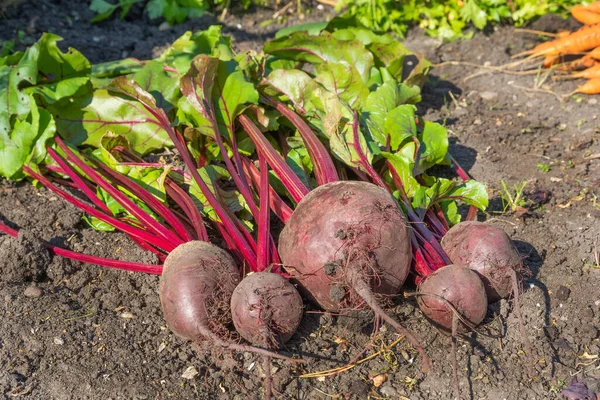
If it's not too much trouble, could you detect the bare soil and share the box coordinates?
[1,2,599,399]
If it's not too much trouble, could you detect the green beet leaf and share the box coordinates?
[263,69,314,112]
[22,34,91,105]
[264,31,375,84]
[414,120,449,174]
[178,55,258,142]
[52,87,171,154]
[0,96,56,180]
[132,60,181,114]
[363,81,421,147]
[383,104,418,151]
[158,26,234,74]
[381,151,420,198]
[315,62,370,110]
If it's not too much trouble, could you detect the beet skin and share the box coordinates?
[159,241,240,342]
[417,264,488,334]
[278,181,412,312]
[441,221,522,303]
[231,272,303,347]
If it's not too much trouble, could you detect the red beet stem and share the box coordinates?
[256,151,271,271]
[0,222,162,274]
[262,96,339,186]
[238,114,310,203]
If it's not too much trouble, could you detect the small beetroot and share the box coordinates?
[231,272,303,348]
[441,221,523,303]
[417,264,488,335]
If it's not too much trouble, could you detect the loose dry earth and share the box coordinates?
[1,2,599,399]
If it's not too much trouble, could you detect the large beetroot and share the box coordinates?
[279,181,411,311]
[278,181,429,368]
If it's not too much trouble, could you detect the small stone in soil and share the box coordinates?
[24,284,42,298]
[53,337,64,345]
[479,91,498,101]
[555,285,571,301]
[181,366,198,380]
[380,383,397,397]
[158,22,171,31]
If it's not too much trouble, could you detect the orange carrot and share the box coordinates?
[543,54,561,68]
[558,30,572,38]
[557,56,599,71]
[556,64,600,79]
[528,23,600,57]
[588,45,600,60]
[571,5,600,25]
[570,78,600,94]
[570,63,600,79]
[582,1,600,13]
[556,46,600,71]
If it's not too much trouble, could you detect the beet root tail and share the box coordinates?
[510,269,535,377]
[264,356,272,400]
[348,268,431,372]
[198,326,304,363]
[451,313,460,400]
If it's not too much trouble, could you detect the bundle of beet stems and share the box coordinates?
[0,130,303,400]
[0,22,535,400]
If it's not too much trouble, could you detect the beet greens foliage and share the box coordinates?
[0,24,488,273]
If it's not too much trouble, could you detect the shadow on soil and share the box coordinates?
[514,239,564,376]
[420,73,463,113]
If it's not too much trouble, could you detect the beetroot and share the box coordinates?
[417,265,488,335]
[230,272,303,400]
[441,221,522,303]
[231,272,303,348]
[279,181,411,311]
[278,181,429,369]
[160,241,239,341]
[159,241,299,361]
[416,264,488,398]
[441,221,534,376]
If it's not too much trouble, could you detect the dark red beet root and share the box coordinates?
[441,221,522,303]
[417,264,488,399]
[160,241,240,341]
[231,272,303,347]
[279,181,430,369]
[279,181,411,311]
[159,241,300,362]
[417,264,488,334]
[441,221,535,376]
[231,272,304,400]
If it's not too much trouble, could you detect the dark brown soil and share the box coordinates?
[1,2,600,399]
